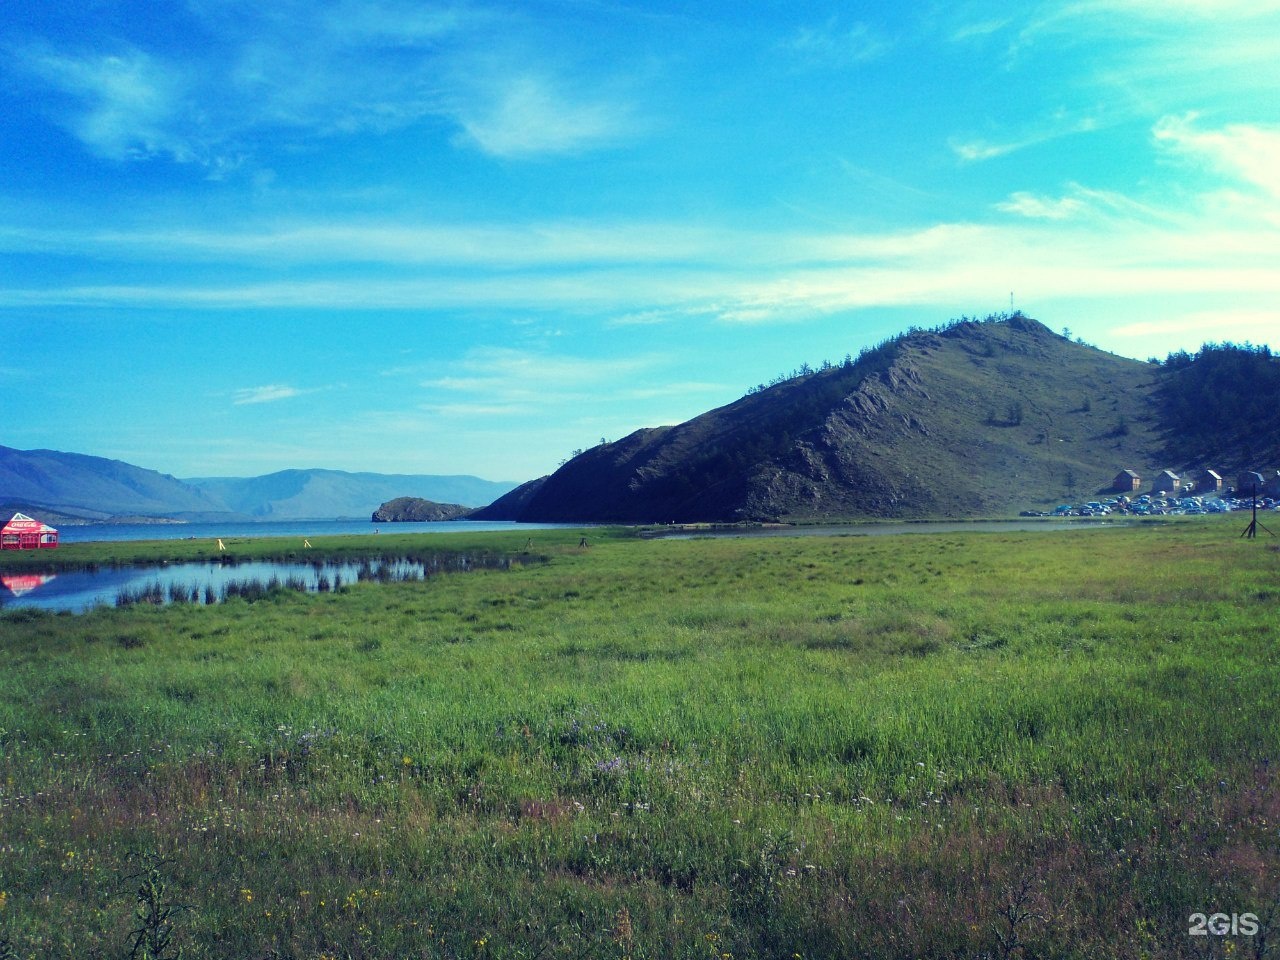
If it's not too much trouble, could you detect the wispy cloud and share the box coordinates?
[7,2,641,169]
[418,402,526,417]
[3,106,1278,336]
[950,114,1099,163]
[232,384,302,405]
[948,19,1012,42]
[1009,0,1280,111]
[1110,308,1280,339]
[783,19,891,66]
[15,46,194,162]
[427,348,656,391]
[996,192,1086,221]
[411,348,670,420]
[996,183,1178,223]
[447,71,637,157]
[0,220,727,268]
[1154,113,1280,198]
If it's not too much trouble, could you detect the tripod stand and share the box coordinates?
[1240,485,1276,539]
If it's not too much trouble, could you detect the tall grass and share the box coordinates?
[0,519,1276,957]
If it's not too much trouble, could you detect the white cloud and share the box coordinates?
[447,72,635,157]
[18,47,193,162]
[1010,0,1280,112]
[449,347,655,385]
[1110,309,1280,339]
[1154,114,1280,198]
[9,3,639,168]
[784,19,891,66]
[996,184,1178,224]
[232,384,302,405]
[1065,0,1280,19]
[997,192,1087,221]
[949,19,1012,42]
[418,402,526,417]
[950,115,1098,164]
[0,220,726,268]
[4,111,1279,343]
[415,349,661,413]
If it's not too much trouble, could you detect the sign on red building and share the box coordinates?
[1,512,59,549]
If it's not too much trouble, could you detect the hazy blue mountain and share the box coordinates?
[182,469,518,518]
[0,446,230,518]
[0,446,521,521]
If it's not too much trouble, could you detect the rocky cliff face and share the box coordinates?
[371,497,472,522]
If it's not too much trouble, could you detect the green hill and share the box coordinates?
[475,314,1279,523]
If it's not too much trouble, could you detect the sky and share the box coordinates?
[2,0,1279,483]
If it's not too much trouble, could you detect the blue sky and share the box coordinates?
[2,1,1278,482]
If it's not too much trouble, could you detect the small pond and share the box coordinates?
[0,554,518,614]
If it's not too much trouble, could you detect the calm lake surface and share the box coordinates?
[0,554,522,614]
[52,518,577,544]
[2,519,573,613]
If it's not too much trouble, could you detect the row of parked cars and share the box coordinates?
[1022,493,1280,518]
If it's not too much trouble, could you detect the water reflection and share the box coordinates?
[0,554,517,614]
[0,572,57,598]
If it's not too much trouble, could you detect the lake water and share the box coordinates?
[0,553,522,614]
[3,519,573,613]
[52,518,577,544]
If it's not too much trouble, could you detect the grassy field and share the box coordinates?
[1,520,1277,958]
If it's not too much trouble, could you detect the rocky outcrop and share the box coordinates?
[371,497,472,522]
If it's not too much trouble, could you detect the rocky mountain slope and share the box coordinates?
[475,315,1279,523]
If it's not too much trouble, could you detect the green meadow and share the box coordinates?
[1,521,1277,958]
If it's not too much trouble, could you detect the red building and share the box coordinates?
[1,512,59,550]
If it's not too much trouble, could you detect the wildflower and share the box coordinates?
[0,890,7,910]
[241,888,253,903]
[403,756,413,766]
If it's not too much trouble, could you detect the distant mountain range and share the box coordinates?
[183,470,516,520]
[474,315,1280,523]
[0,447,518,522]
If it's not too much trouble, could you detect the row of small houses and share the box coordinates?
[1112,469,1280,497]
